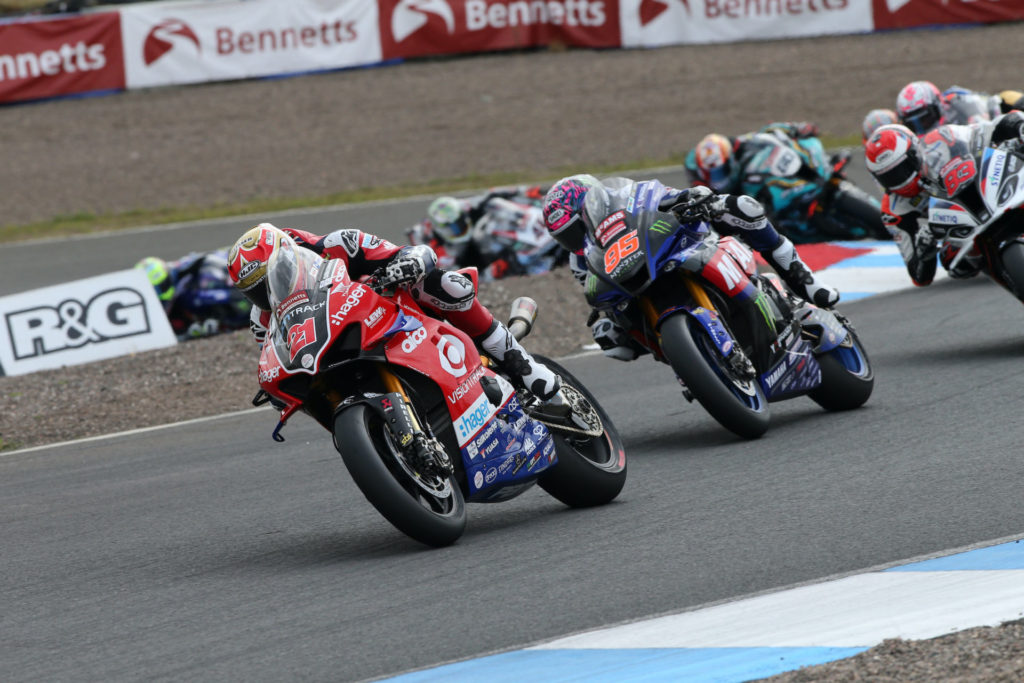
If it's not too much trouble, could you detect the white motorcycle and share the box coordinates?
[925,126,1024,302]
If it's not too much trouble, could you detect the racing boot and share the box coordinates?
[477,320,561,401]
[763,236,840,308]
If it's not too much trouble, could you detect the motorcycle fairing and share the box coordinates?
[658,305,737,358]
[758,337,821,400]
[459,386,557,501]
[694,237,758,302]
[794,305,850,354]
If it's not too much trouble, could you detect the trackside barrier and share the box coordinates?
[3,0,1024,105]
[0,269,177,376]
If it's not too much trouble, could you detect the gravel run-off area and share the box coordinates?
[3,21,1024,680]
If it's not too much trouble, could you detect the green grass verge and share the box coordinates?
[0,133,862,245]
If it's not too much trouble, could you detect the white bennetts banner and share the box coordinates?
[0,270,177,377]
[618,0,873,48]
[120,0,382,89]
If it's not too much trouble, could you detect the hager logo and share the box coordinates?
[143,18,200,66]
[392,0,456,43]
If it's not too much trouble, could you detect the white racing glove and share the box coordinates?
[380,247,430,289]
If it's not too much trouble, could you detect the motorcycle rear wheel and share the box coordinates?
[808,328,874,411]
[533,355,627,507]
[660,313,770,439]
[335,404,466,547]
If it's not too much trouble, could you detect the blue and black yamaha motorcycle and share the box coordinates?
[582,179,873,439]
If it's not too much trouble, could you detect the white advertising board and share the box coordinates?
[619,0,872,48]
[120,0,382,89]
[0,269,177,377]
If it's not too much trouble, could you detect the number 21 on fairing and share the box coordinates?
[287,318,316,360]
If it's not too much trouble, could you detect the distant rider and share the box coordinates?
[862,108,899,142]
[412,184,549,278]
[226,222,562,401]
[683,121,822,192]
[864,113,1024,285]
[136,250,251,341]
[894,81,1002,135]
[542,174,839,361]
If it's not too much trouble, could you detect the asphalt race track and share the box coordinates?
[5,174,1024,681]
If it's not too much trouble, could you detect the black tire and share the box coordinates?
[334,404,466,547]
[998,241,1024,301]
[831,182,889,240]
[808,328,874,411]
[659,313,770,439]
[533,355,627,508]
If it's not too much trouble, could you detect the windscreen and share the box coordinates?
[266,237,324,315]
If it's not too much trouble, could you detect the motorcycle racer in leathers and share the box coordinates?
[227,222,562,402]
[864,112,1024,285]
[542,175,840,361]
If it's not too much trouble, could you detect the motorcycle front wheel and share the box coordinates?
[334,404,466,547]
[808,327,874,411]
[660,313,770,439]
[532,355,627,508]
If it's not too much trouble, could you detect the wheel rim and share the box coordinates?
[689,319,766,413]
[367,413,457,516]
[833,338,871,378]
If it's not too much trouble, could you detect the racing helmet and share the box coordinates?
[542,173,599,253]
[427,196,471,244]
[135,256,175,305]
[862,108,899,142]
[864,124,923,197]
[896,81,943,134]
[693,133,734,191]
[227,222,286,310]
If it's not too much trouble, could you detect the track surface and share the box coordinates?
[4,197,1024,680]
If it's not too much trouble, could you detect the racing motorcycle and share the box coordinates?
[408,198,567,280]
[251,238,626,547]
[923,126,1024,303]
[740,132,889,243]
[582,178,873,439]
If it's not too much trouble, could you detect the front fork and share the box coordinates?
[376,364,453,475]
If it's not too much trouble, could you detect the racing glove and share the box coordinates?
[379,247,429,289]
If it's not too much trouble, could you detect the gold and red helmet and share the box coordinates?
[693,133,734,191]
[227,223,285,310]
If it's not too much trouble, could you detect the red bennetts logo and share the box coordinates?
[379,0,621,59]
[143,19,200,66]
[638,0,688,26]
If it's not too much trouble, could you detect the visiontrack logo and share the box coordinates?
[143,19,200,66]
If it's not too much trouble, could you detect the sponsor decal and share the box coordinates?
[437,333,468,377]
[473,470,484,489]
[281,301,325,324]
[366,306,386,327]
[466,440,479,459]
[511,452,529,474]
[259,365,280,383]
[497,453,517,474]
[523,436,536,454]
[595,210,627,246]
[454,393,493,445]
[526,451,543,470]
[286,318,317,361]
[764,362,788,389]
[301,353,314,368]
[448,364,486,404]
[400,325,428,353]
[5,288,151,360]
[533,422,546,436]
[542,438,555,458]
[485,468,498,484]
[279,291,310,312]
[330,286,366,326]
[473,419,499,448]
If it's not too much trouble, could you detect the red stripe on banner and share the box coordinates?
[872,0,1024,30]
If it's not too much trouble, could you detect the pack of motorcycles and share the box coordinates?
[169,121,1024,546]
